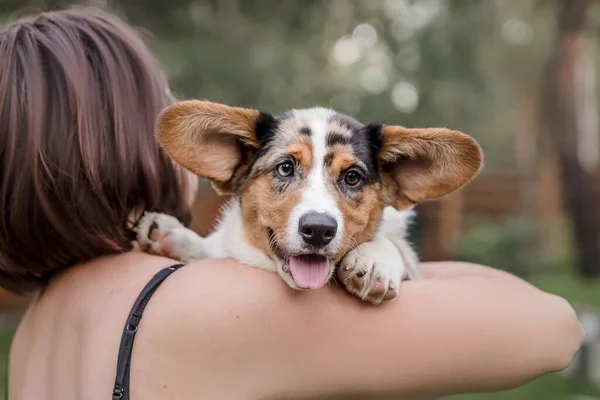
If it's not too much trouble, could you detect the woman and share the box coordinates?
[0,7,582,400]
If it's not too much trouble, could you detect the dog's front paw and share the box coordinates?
[135,212,184,255]
[134,212,203,263]
[338,237,405,305]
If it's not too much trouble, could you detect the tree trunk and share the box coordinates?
[545,0,600,278]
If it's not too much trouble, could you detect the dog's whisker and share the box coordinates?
[271,231,285,244]
[268,229,288,254]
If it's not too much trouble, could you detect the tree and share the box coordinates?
[544,0,600,277]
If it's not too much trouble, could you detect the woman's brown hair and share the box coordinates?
[0,7,194,293]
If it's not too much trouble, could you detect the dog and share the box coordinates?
[135,100,482,304]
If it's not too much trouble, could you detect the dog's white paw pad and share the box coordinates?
[148,221,159,241]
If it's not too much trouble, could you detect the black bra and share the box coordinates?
[112,263,185,400]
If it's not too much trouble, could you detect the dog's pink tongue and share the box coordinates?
[289,255,330,289]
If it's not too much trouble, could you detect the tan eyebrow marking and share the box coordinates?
[287,141,313,169]
[329,150,356,175]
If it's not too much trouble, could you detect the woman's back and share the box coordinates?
[9,253,173,399]
[11,252,285,399]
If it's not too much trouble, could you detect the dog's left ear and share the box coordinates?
[156,100,274,194]
[376,125,483,209]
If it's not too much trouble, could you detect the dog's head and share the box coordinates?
[157,100,482,289]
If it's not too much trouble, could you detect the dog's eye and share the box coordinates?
[276,161,294,178]
[344,170,362,186]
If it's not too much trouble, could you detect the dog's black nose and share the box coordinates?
[298,212,337,248]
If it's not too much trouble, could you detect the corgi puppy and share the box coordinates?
[135,100,482,304]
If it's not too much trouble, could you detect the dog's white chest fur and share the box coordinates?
[205,200,277,270]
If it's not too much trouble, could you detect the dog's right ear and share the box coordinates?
[157,100,275,194]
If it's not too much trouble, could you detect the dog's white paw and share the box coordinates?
[135,212,184,250]
[338,237,405,305]
[135,212,205,263]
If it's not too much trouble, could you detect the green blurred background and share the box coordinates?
[1,0,599,398]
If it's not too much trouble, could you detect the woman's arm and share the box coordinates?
[421,261,540,281]
[141,259,583,399]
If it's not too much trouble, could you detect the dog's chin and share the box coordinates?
[277,264,303,290]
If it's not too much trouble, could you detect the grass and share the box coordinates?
[449,374,600,400]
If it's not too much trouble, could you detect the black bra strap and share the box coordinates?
[112,263,185,400]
